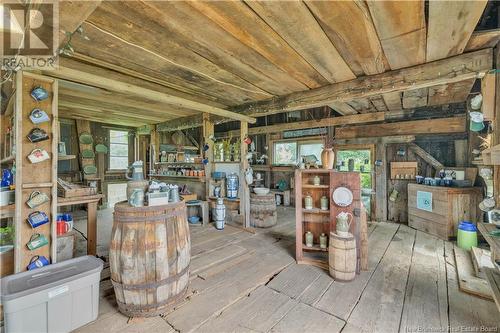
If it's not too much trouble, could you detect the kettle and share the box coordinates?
[125,161,144,181]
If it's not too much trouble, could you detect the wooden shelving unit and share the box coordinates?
[295,169,361,270]
[14,72,58,273]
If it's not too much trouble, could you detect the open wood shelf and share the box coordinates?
[302,184,329,189]
[0,204,15,219]
[303,244,328,252]
[57,154,76,161]
[302,208,330,214]
[0,155,15,164]
[149,174,206,182]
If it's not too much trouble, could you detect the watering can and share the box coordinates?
[336,211,353,237]
[125,161,144,181]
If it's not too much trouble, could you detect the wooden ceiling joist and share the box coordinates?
[42,66,256,124]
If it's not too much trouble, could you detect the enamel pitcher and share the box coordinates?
[336,211,353,237]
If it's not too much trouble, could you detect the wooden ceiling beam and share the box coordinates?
[58,101,167,122]
[41,66,256,124]
[59,85,195,117]
[465,29,500,52]
[230,49,492,116]
[335,116,466,139]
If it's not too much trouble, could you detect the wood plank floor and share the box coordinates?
[76,207,499,333]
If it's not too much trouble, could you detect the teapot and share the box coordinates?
[336,211,353,237]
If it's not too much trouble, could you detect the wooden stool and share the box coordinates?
[186,200,209,226]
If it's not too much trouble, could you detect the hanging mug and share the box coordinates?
[29,108,50,124]
[27,255,50,271]
[27,211,49,228]
[30,86,49,101]
[27,128,49,143]
[27,148,50,163]
[26,233,49,250]
[26,191,50,209]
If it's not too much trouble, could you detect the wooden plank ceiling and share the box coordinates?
[50,0,490,127]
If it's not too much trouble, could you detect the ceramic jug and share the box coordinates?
[313,175,321,186]
[336,211,353,237]
[319,233,328,249]
[305,231,313,247]
[320,196,329,210]
[304,194,313,210]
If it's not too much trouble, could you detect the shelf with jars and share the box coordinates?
[295,169,362,270]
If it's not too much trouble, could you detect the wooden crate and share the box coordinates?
[390,161,417,179]
[408,184,481,240]
[57,178,97,198]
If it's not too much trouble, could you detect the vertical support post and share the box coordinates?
[493,43,500,199]
[240,121,250,228]
[375,139,387,222]
[203,113,214,200]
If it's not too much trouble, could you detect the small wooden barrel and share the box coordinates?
[110,201,190,317]
[250,193,277,228]
[329,232,356,282]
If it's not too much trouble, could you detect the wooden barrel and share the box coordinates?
[328,232,356,282]
[110,201,190,317]
[250,193,277,228]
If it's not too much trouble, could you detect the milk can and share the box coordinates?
[214,198,226,230]
[226,173,239,199]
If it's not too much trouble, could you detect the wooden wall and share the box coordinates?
[386,136,461,223]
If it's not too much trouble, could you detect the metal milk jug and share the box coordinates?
[336,211,353,237]
[128,188,144,207]
[214,198,226,230]
[125,160,144,181]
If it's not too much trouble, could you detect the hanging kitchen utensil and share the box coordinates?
[29,108,50,124]
[83,165,97,175]
[95,144,108,154]
[79,132,93,144]
[81,149,95,159]
[27,148,50,163]
[332,186,353,207]
[30,86,49,101]
[27,128,49,143]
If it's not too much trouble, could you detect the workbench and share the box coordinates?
[58,194,104,256]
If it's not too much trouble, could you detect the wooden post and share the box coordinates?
[240,121,250,228]
[203,114,214,200]
[375,139,387,222]
[493,43,500,199]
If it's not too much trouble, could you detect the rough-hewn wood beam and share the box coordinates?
[408,143,444,170]
[335,116,466,139]
[222,112,385,138]
[41,66,256,124]
[156,49,492,131]
[233,49,491,116]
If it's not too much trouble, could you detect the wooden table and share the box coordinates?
[477,223,500,312]
[57,194,104,256]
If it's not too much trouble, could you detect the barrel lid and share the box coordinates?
[458,221,477,232]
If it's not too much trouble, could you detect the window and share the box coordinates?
[274,142,297,165]
[273,140,323,165]
[109,130,129,170]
